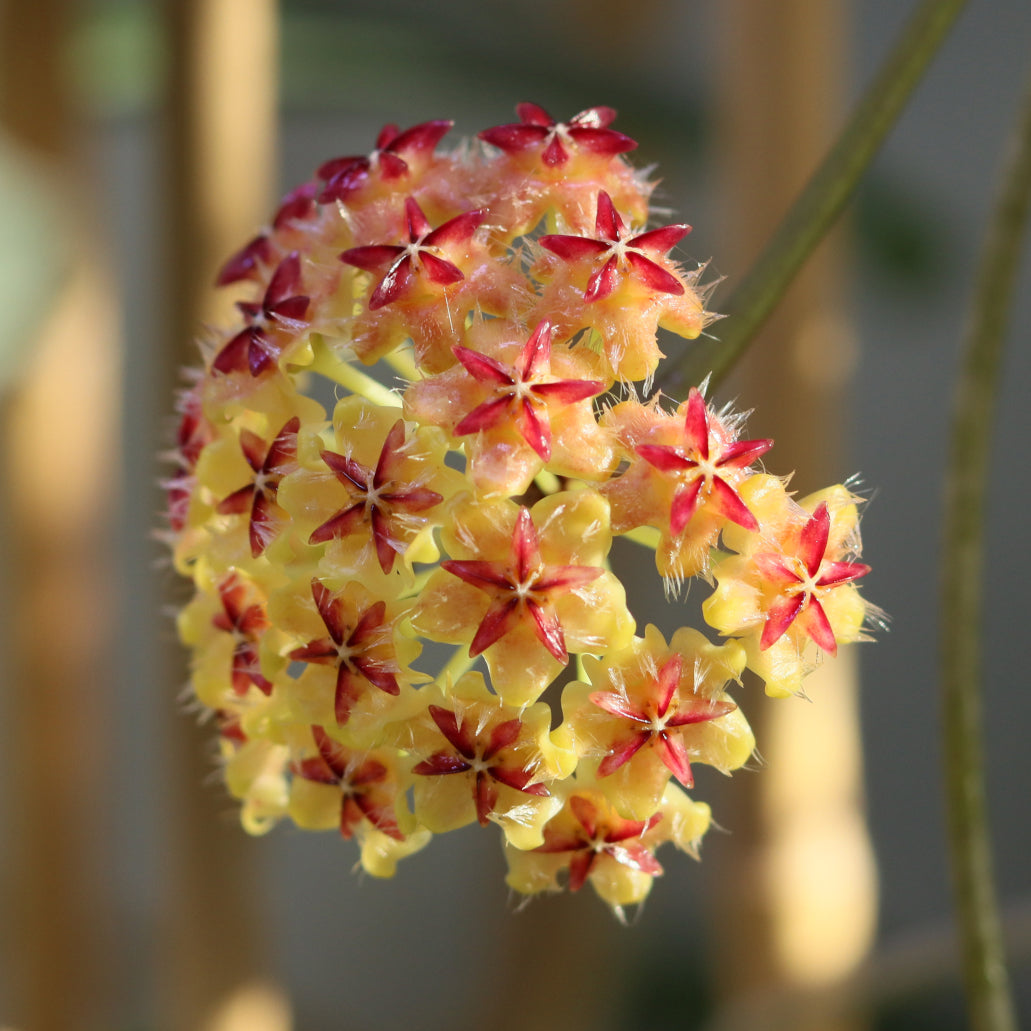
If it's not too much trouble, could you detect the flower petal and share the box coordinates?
[474,772,498,825]
[453,346,515,386]
[655,732,694,787]
[669,477,704,536]
[760,595,806,650]
[419,251,465,287]
[413,752,472,776]
[708,476,759,531]
[334,665,364,724]
[428,705,477,758]
[625,251,684,295]
[469,597,522,656]
[369,256,414,309]
[597,731,650,775]
[631,223,691,254]
[339,245,405,273]
[817,561,871,588]
[424,209,484,248]
[539,234,609,262]
[584,256,620,302]
[799,502,831,577]
[798,597,838,654]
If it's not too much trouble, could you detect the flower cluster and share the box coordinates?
[165,104,875,915]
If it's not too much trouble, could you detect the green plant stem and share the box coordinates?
[659,0,969,395]
[941,68,1031,1031]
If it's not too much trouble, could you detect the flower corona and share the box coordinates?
[165,104,876,915]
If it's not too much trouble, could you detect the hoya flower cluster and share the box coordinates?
[165,104,874,913]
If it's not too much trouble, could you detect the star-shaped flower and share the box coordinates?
[212,573,273,696]
[308,418,444,573]
[452,319,606,461]
[540,191,689,302]
[216,416,299,557]
[293,725,403,840]
[411,492,633,705]
[704,479,874,696]
[288,580,401,725]
[212,252,311,375]
[504,780,711,909]
[412,704,550,826]
[533,793,662,892]
[635,387,773,535]
[479,103,636,167]
[318,120,453,203]
[442,506,602,663]
[589,652,737,788]
[339,197,484,310]
[755,501,871,655]
[557,626,751,816]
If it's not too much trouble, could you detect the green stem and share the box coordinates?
[438,644,479,686]
[382,343,419,382]
[941,68,1031,1031]
[658,0,969,394]
[309,341,402,407]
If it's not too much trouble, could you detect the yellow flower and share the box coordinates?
[557,625,753,818]
[166,104,877,907]
[704,478,871,697]
[410,491,634,706]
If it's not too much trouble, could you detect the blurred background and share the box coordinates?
[0,1,1029,1029]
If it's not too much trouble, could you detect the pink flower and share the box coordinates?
[212,253,310,375]
[755,501,871,655]
[479,103,636,167]
[451,319,606,461]
[318,120,452,202]
[340,197,484,309]
[635,387,772,535]
[540,190,689,302]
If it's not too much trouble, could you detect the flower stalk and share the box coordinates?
[941,66,1031,1031]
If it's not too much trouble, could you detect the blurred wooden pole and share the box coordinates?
[0,1,120,1029]
[159,2,291,1030]
[709,4,877,1030]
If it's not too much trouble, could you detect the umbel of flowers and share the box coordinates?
[165,104,874,915]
